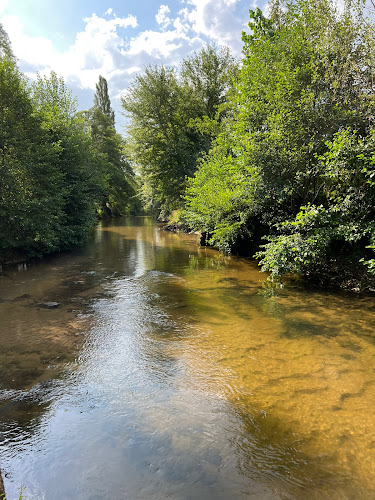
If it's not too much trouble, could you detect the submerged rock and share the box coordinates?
[37,301,60,309]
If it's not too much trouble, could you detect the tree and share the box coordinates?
[31,71,103,249]
[123,46,237,217]
[0,24,134,259]
[123,65,190,215]
[0,23,15,61]
[89,75,139,216]
[94,75,115,124]
[0,61,67,258]
[181,45,237,120]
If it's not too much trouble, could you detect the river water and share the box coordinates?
[0,217,375,499]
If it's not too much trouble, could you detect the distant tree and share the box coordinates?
[181,45,237,120]
[94,75,115,124]
[89,75,139,216]
[123,65,190,215]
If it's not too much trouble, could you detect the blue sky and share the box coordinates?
[1,0,358,131]
[0,0,270,130]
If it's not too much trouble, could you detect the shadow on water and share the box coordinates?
[0,217,374,499]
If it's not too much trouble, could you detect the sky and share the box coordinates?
[0,0,269,132]
[1,0,372,132]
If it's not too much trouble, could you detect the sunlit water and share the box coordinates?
[0,217,374,499]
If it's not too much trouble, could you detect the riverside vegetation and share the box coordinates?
[0,27,140,262]
[1,0,375,290]
[124,0,375,291]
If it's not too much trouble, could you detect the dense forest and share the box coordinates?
[1,0,375,290]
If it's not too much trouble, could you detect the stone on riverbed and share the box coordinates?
[37,302,60,308]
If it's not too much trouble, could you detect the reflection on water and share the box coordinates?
[0,217,375,499]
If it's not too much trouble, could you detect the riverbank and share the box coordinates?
[2,217,374,296]
[163,221,375,295]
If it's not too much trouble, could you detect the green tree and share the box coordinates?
[181,45,237,120]
[89,75,139,216]
[31,71,102,248]
[123,46,237,217]
[0,24,127,259]
[123,65,193,215]
[0,22,15,61]
[94,75,115,124]
[0,56,67,258]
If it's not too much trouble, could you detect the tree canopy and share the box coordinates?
[122,46,238,217]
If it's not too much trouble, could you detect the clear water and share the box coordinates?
[0,217,374,499]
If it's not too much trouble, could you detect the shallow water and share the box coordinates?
[0,217,374,499]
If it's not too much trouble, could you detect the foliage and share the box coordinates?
[181,45,236,119]
[89,76,140,216]
[184,131,260,252]
[0,59,66,257]
[123,65,194,216]
[257,128,375,278]
[94,75,115,124]
[0,22,15,61]
[31,72,102,249]
[0,25,138,261]
[184,0,375,286]
[122,46,237,217]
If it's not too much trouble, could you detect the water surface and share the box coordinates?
[0,217,374,499]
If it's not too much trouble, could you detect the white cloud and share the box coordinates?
[0,1,252,130]
[2,12,139,88]
[2,14,56,67]
[127,22,193,60]
[1,1,248,96]
[156,5,172,30]
[182,0,246,53]
[0,0,7,16]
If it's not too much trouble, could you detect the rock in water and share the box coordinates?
[37,302,60,308]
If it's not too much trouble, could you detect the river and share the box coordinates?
[0,217,374,499]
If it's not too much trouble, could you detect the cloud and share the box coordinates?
[156,5,172,30]
[1,1,248,95]
[182,0,247,53]
[2,14,56,68]
[2,12,138,87]
[127,22,193,60]
[0,1,252,130]
[0,0,7,16]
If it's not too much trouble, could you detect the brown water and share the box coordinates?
[0,217,375,499]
